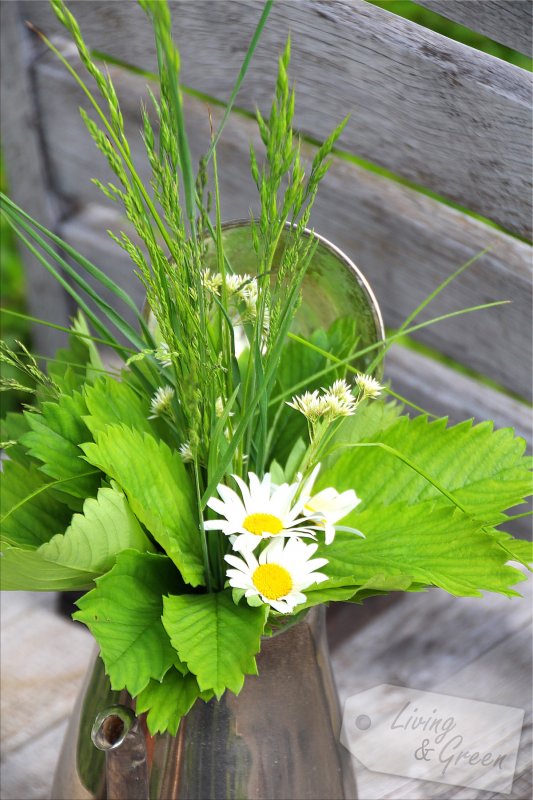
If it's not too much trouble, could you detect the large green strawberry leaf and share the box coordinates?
[83,375,153,438]
[0,412,33,466]
[74,550,181,695]
[299,572,418,611]
[0,459,74,548]
[162,590,267,698]
[20,391,101,499]
[318,502,526,598]
[136,668,200,735]
[38,484,154,579]
[81,425,204,586]
[0,545,96,590]
[321,416,532,525]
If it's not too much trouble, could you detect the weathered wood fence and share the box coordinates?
[1,0,531,444]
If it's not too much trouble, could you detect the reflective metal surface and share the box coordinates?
[53,608,356,800]
[204,221,385,377]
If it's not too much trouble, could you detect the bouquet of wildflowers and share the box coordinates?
[0,0,531,736]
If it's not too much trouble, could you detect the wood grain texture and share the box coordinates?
[418,0,533,56]
[0,591,94,800]
[384,343,532,445]
[35,47,532,398]
[0,2,70,355]
[19,0,533,237]
[332,579,532,799]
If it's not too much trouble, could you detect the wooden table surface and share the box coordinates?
[1,579,531,800]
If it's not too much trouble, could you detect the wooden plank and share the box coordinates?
[384,344,533,446]
[0,594,93,756]
[1,718,69,800]
[0,2,70,356]
[379,626,533,799]
[19,0,533,238]
[37,50,532,399]
[418,1,533,57]
[332,579,532,799]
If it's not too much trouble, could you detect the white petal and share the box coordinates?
[224,554,247,570]
[231,532,261,554]
[232,474,252,508]
[206,496,230,516]
[324,524,336,545]
[203,519,225,530]
[217,483,244,509]
[335,525,365,538]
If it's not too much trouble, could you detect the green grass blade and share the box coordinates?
[0,470,100,524]
[2,207,147,351]
[326,441,468,514]
[0,309,134,352]
[0,194,143,319]
[367,247,494,373]
[270,301,510,405]
[205,0,274,163]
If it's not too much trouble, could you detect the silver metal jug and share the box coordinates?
[52,608,357,800]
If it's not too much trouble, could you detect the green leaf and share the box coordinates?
[84,375,152,438]
[321,503,526,597]
[0,459,74,548]
[322,416,532,525]
[297,573,417,611]
[39,484,154,578]
[74,550,180,695]
[0,544,96,590]
[484,527,533,570]
[326,396,402,455]
[162,590,267,698]
[81,425,204,586]
[21,392,100,498]
[0,412,33,465]
[136,668,200,735]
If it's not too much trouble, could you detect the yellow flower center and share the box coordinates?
[243,512,284,536]
[252,564,293,600]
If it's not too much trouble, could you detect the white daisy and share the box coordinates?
[224,537,329,613]
[203,470,318,553]
[148,385,175,419]
[304,487,362,544]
